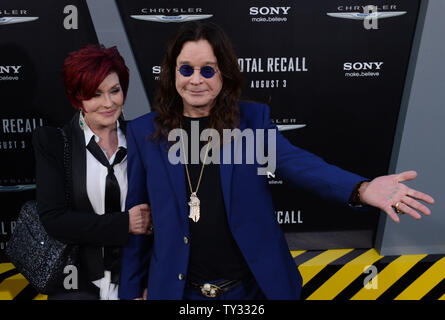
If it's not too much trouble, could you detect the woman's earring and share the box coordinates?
[79,110,85,129]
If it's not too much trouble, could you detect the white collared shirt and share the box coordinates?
[80,112,127,300]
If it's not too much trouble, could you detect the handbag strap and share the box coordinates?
[57,127,72,206]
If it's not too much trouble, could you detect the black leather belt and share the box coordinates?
[187,279,243,298]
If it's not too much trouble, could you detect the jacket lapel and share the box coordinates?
[219,117,248,220]
[66,112,95,213]
[219,140,234,219]
[159,140,189,234]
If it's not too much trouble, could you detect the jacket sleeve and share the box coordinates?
[124,121,149,209]
[32,127,129,246]
[260,104,366,205]
[119,121,151,299]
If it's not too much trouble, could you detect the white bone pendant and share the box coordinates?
[188,192,200,222]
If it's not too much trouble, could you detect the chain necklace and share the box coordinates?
[180,126,211,223]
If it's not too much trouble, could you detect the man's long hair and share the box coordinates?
[153,22,243,142]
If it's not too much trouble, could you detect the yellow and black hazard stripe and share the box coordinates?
[292,249,445,300]
[0,263,45,300]
[1,248,445,300]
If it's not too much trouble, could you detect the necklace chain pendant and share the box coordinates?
[188,192,200,222]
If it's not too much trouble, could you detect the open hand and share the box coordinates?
[359,170,434,223]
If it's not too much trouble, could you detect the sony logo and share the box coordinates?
[0,66,22,74]
[344,62,383,71]
[249,7,291,15]
[152,65,161,74]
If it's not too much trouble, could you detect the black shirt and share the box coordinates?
[181,116,250,282]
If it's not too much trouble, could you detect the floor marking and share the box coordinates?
[395,257,445,300]
[351,254,426,300]
[291,250,306,258]
[0,273,29,300]
[306,249,383,300]
[299,249,354,285]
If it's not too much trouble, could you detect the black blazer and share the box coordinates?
[32,112,129,290]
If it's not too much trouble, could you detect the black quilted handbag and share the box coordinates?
[6,128,79,294]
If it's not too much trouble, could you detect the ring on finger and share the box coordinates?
[393,201,404,215]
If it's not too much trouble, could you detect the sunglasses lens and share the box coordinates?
[179,65,194,77]
[178,65,216,78]
[200,66,216,78]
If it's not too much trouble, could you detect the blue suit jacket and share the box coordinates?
[119,102,364,300]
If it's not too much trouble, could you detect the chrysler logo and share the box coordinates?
[277,124,306,132]
[131,14,212,23]
[0,184,36,192]
[0,16,38,25]
[326,11,406,20]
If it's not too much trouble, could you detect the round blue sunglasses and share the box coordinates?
[177,65,217,79]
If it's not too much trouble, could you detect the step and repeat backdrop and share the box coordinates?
[0,0,98,261]
[0,0,420,261]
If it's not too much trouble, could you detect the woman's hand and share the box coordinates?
[359,170,434,223]
[128,203,153,235]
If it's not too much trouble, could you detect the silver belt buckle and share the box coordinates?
[200,283,222,298]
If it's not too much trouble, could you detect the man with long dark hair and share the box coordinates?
[119,22,434,300]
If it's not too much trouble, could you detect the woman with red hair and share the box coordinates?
[32,44,152,300]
